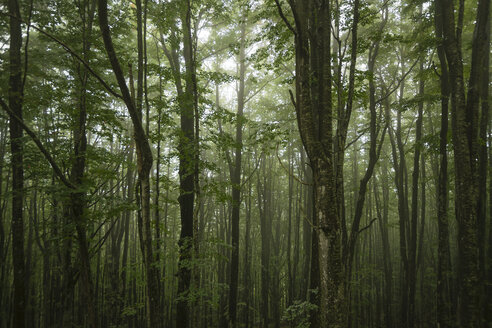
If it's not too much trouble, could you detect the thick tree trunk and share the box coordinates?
[477,3,490,321]
[437,0,490,325]
[176,1,197,326]
[483,15,492,324]
[285,0,345,326]
[434,2,454,325]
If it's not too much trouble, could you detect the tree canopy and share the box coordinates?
[0,0,490,327]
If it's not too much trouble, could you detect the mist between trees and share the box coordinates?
[0,0,490,327]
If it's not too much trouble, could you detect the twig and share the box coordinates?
[240,155,261,188]
[289,89,297,109]
[375,58,419,105]
[276,143,312,186]
[358,217,378,234]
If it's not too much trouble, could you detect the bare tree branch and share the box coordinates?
[274,0,297,35]
[358,217,378,234]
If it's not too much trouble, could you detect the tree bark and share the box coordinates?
[434,1,454,324]
[407,58,424,328]
[437,0,490,325]
[228,17,247,327]
[97,1,159,327]
[8,1,26,326]
[176,1,197,326]
[70,2,98,326]
[258,155,271,328]
[375,165,393,328]
[284,0,345,326]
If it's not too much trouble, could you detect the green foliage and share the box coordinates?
[283,298,318,328]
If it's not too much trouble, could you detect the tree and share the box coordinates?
[435,0,490,325]
[97,0,161,326]
[7,0,26,326]
[434,0,454,325]
[228,13,247,327]
[276,0,344,326]
[0,1,490,327]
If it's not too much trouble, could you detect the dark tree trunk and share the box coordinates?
[176,1,197,326]
[258,156,271,328]
[301,150,312,302]
[228,18,246,328]
[375,165,393,328]
[242,161,252,328]
[484,15,492,324]
[283,0,345,326]
[477,2,490,321]
[0,122,6,328]
[434,1,454,325]
[70,2,98,326]
[8,1,26,327]
[287,148,293,307]
[407,59,425,328]
[437,0,490,325]
[98,1,159,326]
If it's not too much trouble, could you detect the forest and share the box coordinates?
[0,0,490,327]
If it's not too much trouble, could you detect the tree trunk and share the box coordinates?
[242,159,252,328]
[301,150,312,302]
[375,166,393,328]
[97,1,159,326]
[408,59,424,328]
[8,1,26,326]
[258,155,271,328]
[434,2,454,324]
[285,0,345,326]
[70,2,98,325]
[477,2,490,321]
[437,0,489,325]
[176,1,197,326]
[228,17,247,327]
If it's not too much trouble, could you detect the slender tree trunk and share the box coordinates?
[302,150,312,302]
[8,1,26,326]
[70,2,98,325]
[242,158,252,328]
[258,155,271,328]
[228,18,247,327]
[375,165,392,328]
[98,1,159,326]
[408,59,424,328]
[0,122,6,328]
[287,146,294,307]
